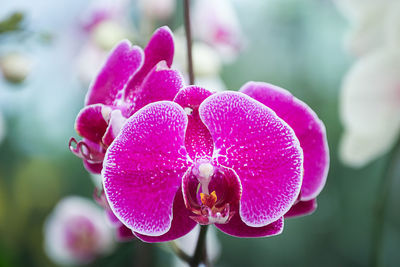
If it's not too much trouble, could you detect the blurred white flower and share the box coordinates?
[192,0,244,62]
[173,226,221,267]
[336,0,400,167]
[334,0,400,56]
[383,1,400,49]
[44,196,114,266]
[339,48,400,167]
[138,0,176,20]
[0,52,32,84]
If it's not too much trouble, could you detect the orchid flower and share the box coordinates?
[44,196,114,265]
[70,26,184,174]
[102,83,329,242]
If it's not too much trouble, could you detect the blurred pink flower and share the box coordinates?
[44,196,114,265]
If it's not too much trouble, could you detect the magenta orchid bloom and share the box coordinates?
[102,83,329,242]
[69,26,184,173]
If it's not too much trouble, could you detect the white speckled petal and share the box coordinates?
[240,82,329,201]
[85,40,143,106]
[102,101,191,236]
[133,189,197,242]
[125,26,175,96]
[173,86,214,160]
[199,92,303,227]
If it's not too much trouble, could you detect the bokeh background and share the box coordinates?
[0,0,399,266]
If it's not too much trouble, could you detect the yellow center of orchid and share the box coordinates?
[200,190,218,208]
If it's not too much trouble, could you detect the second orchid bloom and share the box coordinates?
[70,27,329,241]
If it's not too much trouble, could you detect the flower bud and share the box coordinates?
[0,52,32,83]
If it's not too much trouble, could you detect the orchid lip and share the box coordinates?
[183,161,241,225]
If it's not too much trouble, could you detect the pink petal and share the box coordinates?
[103,101,191,236]
[240,82,329,200]
[199,92,303,227]
[285,199,317,218]
[85,40,144,106]
[116,224,136,242]
[83,160,102,174]
[215,216,283,238]
[69,138,105,163]
[174,86,214,160]
[105,210,121,226]
[75,104,109,144]
[125,26,174,97]
[126,63,184,116]
[134,190,197,242]
[102,110,127,147]
[142,26,174,70]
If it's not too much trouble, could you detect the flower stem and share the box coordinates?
[190,225,210,267]
[169,241,191,263]
[182,2,209,265]
[183,0,195,84]
[370,138,400,267]
[168,225,210,267]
